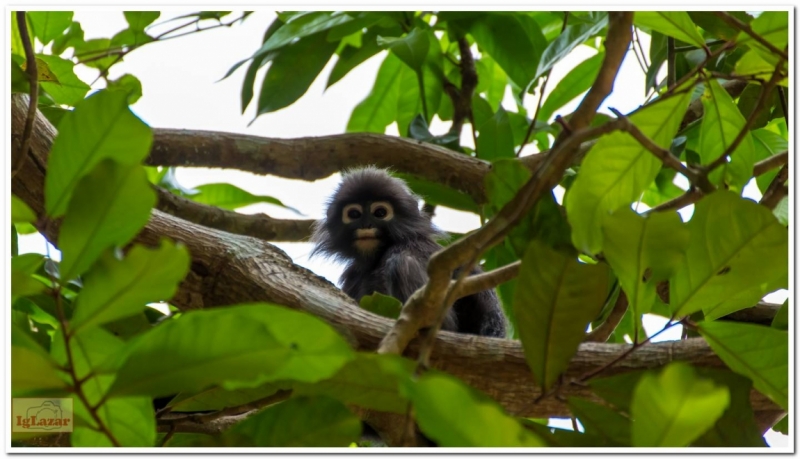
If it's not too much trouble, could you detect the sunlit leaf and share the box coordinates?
[634,12,706,48]
[106,73,142,105]
[535,15,608,81]
[347,53,403,133]
[45,90,153,217]
[28,11,73,45]
[378,27,429,71]
[189,182,300,213]
[539,52,604,122]
[11,195,36,224]
[632,362,729,447]
[669,191,788,319]
[476,106,515,161]
[698,320,788,409]
[565,89,693,254]
[36,54,90,106]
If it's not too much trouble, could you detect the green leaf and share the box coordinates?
[28,11,73,45]
[294,353,414,413]
[189,183,300,213]
[535,16,608,81]
[565,88,693,254]
[45,90,153,217]
[601,208,689,332]
[168,382,289,412]
[74,38,117,72]
[634,12,706,48]
[11,323,67,396]
[238,17,284,111]
[589,370,648,412]
[632,362,729,447]
[736,11,788,63]
[538,52,604,122]
[771,300,788,330]
[256,32,337,116]
[408,373,546,446]
[123,11,159,31]
[346,53,403,133]
[36,54,90,107]
[109,304,354,397]
[698,78,756,189]
[773,415,788,435]
[669,191,788,319]
[567,397,631,446]
[476,106,515,161]
[12,253,46,299]
[106,73,143,104]
[751,128,787,193]
[697,320,788,409]
[12,195,36,223]
[358,292,402,319]
[378,27,429,71]
[469,13,546,92]
[514,240,610,390]
[70,241,190,333]
[327,29,384,88]
[58,161,156,281]
[226,396,361,447]
[475,55,508,111]
[252,12,354,59]
[691,368,766,447]
[52,21,84,55]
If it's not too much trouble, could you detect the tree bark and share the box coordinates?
[11,94,781,423]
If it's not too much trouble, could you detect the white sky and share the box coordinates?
[14,9,788,447]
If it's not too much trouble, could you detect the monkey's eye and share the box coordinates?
[370,201,394,221]
[342,204,363,223]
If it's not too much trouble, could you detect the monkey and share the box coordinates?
[311,167,506,338]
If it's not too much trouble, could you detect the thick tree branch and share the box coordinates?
[11,94,780,423]
[155,186,315,242]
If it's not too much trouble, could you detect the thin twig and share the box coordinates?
[452,260,520,300]
[160,390,291,426]
[159,426,176,447]
[713,12,789,61]
[753,151,788,176]
[760,165,788,209]
[12,12,38,179]
[518,12,569,156]
[633,27,649,67]
[667,37,676,87]
[585,291,629,343]
[646,188,703,214]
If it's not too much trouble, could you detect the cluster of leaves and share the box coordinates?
[12,10,789,448]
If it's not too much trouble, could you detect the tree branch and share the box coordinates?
[11,93,780,422]
[155,186,315,242]
[760,165,788,209]
[585,292,629,343]
[12,11,38,179]
[753,151,787,177]
[713,12,789,61]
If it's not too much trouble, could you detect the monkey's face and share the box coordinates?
[340,200,395,256]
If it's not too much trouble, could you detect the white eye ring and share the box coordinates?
[370,201,394,221]
[342,204,363,224]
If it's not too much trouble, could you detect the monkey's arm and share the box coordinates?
[384,251,458,332]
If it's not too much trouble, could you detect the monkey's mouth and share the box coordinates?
[353,230,380,253]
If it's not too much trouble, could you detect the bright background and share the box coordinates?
[15,9,788,447]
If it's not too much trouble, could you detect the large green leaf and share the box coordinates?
[11,195,36,224]
[11,253,46,299]
[70,241,190,333]
[168,382,289,412]
[11,323,68,396]
[189,182,299,213]
[475,54,508,111]
[697,78,756,189]
[513,240,610,390]
[109,304,354,397]
[45,90,153,217]
[226,396,361,447]
[28,11,73,45]
[631,362,729,447]
[771,300,789,331]
[535,16,608,81]
[36,54,90,107]
[538,52,604,123]
[256,32,337,115]
[294,353,413,413]
[58,161,156,281]
[327,28,385,88]
[567,397,631,446]
[565,89,693,254]
[669,191,788,319]
[634,12,706,48]
[469,13,546,92]
[408,373,546,446]
[751,128,787,193]
[250,12,354,59]
[601,208,689,333]
[395,173,479,213]
[476,106,515,161]
[346,53,403,133]
[736,11,788,64]
[378,27,429,71]
[698,321,788,410]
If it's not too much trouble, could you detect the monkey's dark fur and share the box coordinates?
[312,167,506,338]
